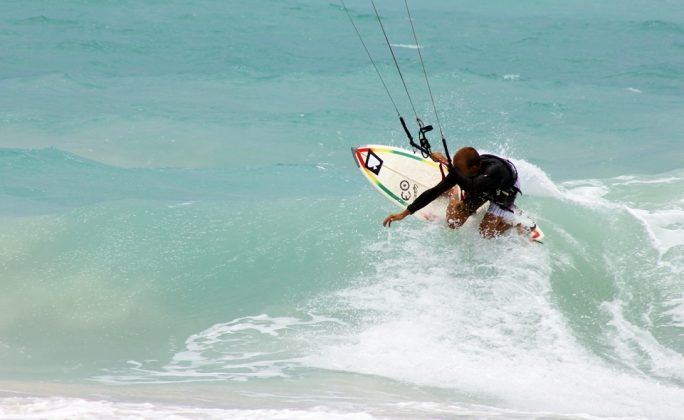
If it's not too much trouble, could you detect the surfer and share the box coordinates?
[382,147,523,238]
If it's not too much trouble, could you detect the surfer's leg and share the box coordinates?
[479,213,512,238]
[446,194,483,229]
[479,202,515,238]
[446,200,469,229]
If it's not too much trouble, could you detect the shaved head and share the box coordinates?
[453,147,481,176]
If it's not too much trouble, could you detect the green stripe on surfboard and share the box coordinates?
[371,175,407,206]
[389,149,425,162]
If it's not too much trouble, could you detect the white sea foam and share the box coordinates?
[560,179,616,209]
[0,397,374,420]
[507,158,620,217]
[510,159,565,198]
[302,227,684,419]
[0,395,645,419]
[503,158,615,209]
[613,175,679,185]
[626,208,684,255]
[96,314,345,384]
[611,171,684,255]
[601,299,684,381]
[389,43,422,49]
[168,201,196,208]
[664,296,684,328]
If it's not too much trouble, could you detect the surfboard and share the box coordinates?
[352,144,545,242]
[351,144,455,222]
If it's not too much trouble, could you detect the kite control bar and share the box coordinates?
[400,117,433,159]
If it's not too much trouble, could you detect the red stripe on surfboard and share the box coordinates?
[355,147,368,170]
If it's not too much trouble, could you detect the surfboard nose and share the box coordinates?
[351,146,360,168]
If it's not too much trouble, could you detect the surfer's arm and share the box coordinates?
[406,174,457,214]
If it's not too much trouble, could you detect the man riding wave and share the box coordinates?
[383,146,524,238]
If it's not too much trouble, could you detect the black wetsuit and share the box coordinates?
[407,154,519,214]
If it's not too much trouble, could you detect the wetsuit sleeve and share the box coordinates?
[406,172,458,214]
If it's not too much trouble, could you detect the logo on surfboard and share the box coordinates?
[399,180,411,200]
[365,151,383,175]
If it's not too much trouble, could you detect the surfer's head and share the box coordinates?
[453,147,481,176]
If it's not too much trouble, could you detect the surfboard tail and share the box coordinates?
[529,225,545,243]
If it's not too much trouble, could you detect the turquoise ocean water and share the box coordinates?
[2,0,684,418]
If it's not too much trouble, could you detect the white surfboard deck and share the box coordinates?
[352,144,544,242]
[351,144,454,222]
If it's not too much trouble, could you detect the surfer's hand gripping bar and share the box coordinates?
[430,151,450,166]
